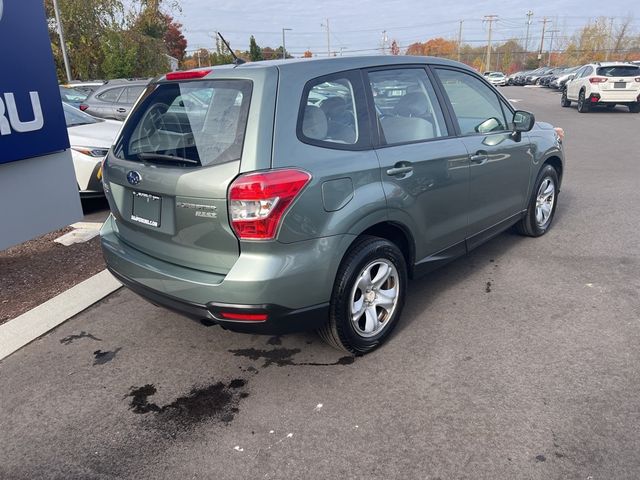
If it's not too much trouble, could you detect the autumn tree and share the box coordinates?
[45,0,124,80]
[303,50,313,58]
[390,40,400,55]
[164,16,187,61]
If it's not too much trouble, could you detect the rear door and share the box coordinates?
[93,87,123,119]
[365,66,470,262]
[104,71,274,274]
[115,86,146,120]
[433,67,531,246]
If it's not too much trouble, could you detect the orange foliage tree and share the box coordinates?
[406,38,457,58]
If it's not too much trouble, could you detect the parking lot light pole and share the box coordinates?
[282,28,292,59]
[52,0,72,82]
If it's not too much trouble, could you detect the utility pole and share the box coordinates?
[52,0,72,82]
[523,10,533,64]
[538,17,550,63]
[381,30,388,55]
[321,19,331,57]
[605,17,614,61]
[547,29,559,66]
[483,15,498,73]
[282,28,292,59]
[457,20,463,62]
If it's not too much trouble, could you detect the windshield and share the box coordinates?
[596,66,640,77]
[489,73,504,77]
[114,80,252,167]
[63,103,100,127]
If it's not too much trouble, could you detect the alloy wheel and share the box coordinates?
[350,260,399,338]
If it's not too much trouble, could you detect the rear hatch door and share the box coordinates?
[103,69,276,274]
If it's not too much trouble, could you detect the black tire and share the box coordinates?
[318,236,407,354]
[629,103,640,113]
[561,89,571,107]
[577,90,590,113]
[516,165,560,237]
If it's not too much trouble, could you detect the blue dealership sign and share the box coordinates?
[0,0,69,164]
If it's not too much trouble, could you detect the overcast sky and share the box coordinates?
[173,0,638,56]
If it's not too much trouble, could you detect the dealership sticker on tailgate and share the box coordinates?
[131,191,161,227]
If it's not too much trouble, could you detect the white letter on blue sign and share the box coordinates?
[4,92,44,133]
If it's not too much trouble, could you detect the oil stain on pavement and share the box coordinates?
[228,347,355,367]
[93,348,122,365]
[126,378,249,429]
[60,331,102,345]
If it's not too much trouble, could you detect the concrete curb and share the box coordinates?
[0,270,121,361]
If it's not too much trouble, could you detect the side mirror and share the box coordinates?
[513,110,535,133]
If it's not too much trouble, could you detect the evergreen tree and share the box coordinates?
[249,35,263,61]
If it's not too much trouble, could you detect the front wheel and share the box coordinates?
[318,236,407,354]
[516,165,560,237]
[561,89,571,107]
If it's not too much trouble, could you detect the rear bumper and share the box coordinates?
[108,266,329,334]
[592,91,640,103]
[101,215,354,333]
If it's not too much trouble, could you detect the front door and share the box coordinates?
[433,67,532,246]
[366,67,470,263]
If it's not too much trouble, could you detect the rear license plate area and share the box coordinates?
[614,82,626,88]
[131,191,161,227]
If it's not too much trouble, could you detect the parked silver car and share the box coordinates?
[80,79,149,121]
[101,56,564,353]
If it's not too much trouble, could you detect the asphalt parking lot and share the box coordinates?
[2,86,639,480]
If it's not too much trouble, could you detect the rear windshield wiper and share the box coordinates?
[137,153,200,165]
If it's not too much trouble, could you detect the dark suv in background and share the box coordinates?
[80,78,150,120]
[100,56,564,354]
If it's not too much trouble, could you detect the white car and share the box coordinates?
[562,62,640,113]
[63,103,121,197]
[487,72,507,87]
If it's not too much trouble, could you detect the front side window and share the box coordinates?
[368,68,448,145]
[300,76,359,145]
[114,80,252,167]
[435,68,508,135]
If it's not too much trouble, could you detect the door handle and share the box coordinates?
[469,153,489,165]
[117,108,127,113]
[386,166,413,176]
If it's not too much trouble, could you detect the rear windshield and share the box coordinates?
[596,66,640,77]
[113,80,252,167]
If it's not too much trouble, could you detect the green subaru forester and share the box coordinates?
[101,56,564,354]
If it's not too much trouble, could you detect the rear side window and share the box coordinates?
[98,88,122,102]
[367,68,448,145]
[299,75,360,146]
[119,86,146,104]
[113,80,252,167]
[435,68,508,135]
[596,66,640,77]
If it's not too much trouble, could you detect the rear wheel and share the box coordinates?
[561,89,571,107]
[516,165,559,237]
[318,236,407,354]
[629,103,640,113]
[577,90,590,113]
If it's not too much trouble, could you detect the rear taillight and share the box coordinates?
[228,169,311,240]
[589,77,608,84]
[79,104,88,111]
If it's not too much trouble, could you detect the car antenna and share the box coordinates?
[217,32,246,67]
